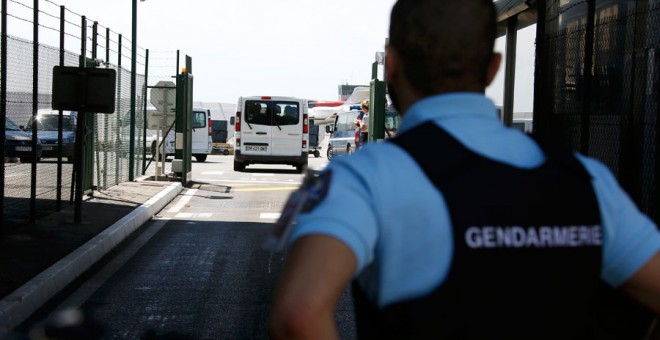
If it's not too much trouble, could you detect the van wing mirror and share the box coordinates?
[325,125,332,133]
[230,117,235,125]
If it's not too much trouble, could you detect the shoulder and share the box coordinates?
[334,142,412,175]
[575,154,660,286]
[574,153,634,216]
[574,154,624,194]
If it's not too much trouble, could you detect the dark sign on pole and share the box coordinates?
[52,66,116,113]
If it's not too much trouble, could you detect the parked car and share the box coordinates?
[4,117,42,163]
[25,109,77,162]
[325,110,360,160]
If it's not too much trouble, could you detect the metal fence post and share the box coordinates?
[73,15,87,223]
[116,34,122,185]
[93,21,100,191]
[579,0,596,155]
[503,16,518,127]
[129,0,138,181]
[30,0,39,222]
[92,22,98,58]
[82,20,95,195]
[1,0,7,230]
[142,49,149,174]
[57,5,65,210]
[532,0,547,138]
[103,27,110,189]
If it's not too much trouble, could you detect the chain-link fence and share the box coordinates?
[1,0,178,227]
[534,0,660,221]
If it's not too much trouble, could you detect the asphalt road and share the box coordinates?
[20,154,357,339]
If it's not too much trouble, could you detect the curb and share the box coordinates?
[0,182,183,337]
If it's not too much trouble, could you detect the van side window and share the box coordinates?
[192,111,206,129]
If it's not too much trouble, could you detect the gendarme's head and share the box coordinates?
[387,0,500,113]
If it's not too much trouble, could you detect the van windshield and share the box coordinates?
[337,111,357,132]
[245,100,299,126]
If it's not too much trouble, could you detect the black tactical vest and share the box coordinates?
[352,122,606,339]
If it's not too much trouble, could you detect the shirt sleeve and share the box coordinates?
[577,155,660,287]
[289,157,378,275]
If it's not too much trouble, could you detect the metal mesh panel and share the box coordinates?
[4,36,35,221]
[143,50,179,177]
[542,0,589,153]
[2,1,156,223]
[538,0,660,219]
[636,0,659,218]
[33,42,64,217]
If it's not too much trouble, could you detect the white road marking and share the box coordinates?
[167,189,198,213]
[260,212,281,219]
[252,173,275,177]
[201,171,224,175]
[175,212,213,219]
[198,179,302,185]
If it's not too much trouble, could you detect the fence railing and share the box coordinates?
[1,0,178,228]
[534,0,660,221]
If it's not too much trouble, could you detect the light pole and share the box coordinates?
[130,0,146,181]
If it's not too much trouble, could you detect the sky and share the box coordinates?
[6,0,535,112]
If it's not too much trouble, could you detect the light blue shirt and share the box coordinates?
[291,93,660,308]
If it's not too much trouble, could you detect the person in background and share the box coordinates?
[270,0,660,338]
[353,110,364,149]
[358,99,369,146]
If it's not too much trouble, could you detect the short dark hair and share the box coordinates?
[389,0,497,95]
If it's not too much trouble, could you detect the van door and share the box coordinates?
[271,101,302,157]
[191,109,211,154]
[242,100,273,156]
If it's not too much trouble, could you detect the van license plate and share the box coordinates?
[246,146,267,152]
[15,146,31,152]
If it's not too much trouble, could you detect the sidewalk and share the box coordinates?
[0,178,183,337]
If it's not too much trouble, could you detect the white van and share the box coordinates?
[148,107,212,162]
[191,107,213,162]
[233,96,309,173]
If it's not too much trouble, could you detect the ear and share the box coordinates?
[485,52,502,87]
[385,45,399,84]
